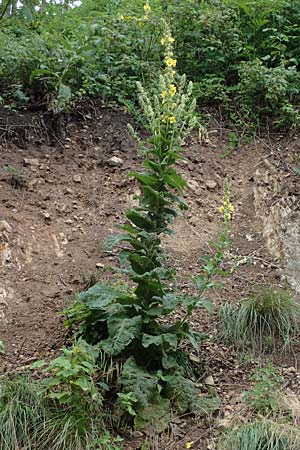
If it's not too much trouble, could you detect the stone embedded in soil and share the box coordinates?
[187,179,200,193]
[73,174,82,183]
[204,375,215,386]
[108,156,123,167]
[0,220,12,233]
[205,179,217,190]
[23,158,39,167]
[0,242,11,266]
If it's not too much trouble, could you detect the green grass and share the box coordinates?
[220,288,300,352]
[0,375,115,450]
[220,419,300,450]
[0,375,46,450]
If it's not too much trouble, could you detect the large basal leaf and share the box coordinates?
[78,283,119,309]
[134,396,172,434]
[118,357,159,409]
[142,333,178,351]
[103,314,142,356]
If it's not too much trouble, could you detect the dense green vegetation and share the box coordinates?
[1,0,300,128]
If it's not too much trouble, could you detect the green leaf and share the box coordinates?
[102,314,142,356]
[126,209,153,231]
[78,283,119,309]
[142,333,177,351]
[118,357,159,409]
[163,171,186,192]
[31,360,46,369]
[129,172,159,187]
[134,396,171,434]
[57,82,72,103]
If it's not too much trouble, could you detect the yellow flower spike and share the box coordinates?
[167,35,175,43]
[144,1,151,14]
[186,442,194,449]
[161,90,168,99]
[165,57,177,67]
[169,84,176,96]
[169,116,176,124]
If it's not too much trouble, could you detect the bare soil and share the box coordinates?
[0,106,300,449]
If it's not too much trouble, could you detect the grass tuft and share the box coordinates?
[220,419,300,450]
[220,288,300,351]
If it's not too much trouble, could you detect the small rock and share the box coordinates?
[204,375,215,386]
[0,220,12,233]
[96,262,104,269]
[217,418,233,430]
[108,156,123,167]
[205,180,217,190]
[187,179,200,193]
[73,175,82,183]
[24,158,39,167]
[41,211,51,220]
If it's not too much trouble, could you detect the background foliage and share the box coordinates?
[0,0,300,127]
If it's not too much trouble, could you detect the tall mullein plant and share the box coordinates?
[70,22,202,368]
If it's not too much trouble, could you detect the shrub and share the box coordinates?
[220,288,300,351]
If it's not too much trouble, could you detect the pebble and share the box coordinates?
[73,174,82,183]
[108,156,123,167]
[204,375,215,386]
[0,220,12,233]
[24,158,39,166]
[206,180,217,190]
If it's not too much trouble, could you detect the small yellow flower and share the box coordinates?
[161,90,168,99]
[169,84,176,96]
[165,57,177,67]
[162,114,168,123]
[186,443,194,449]
[120,14,124,20]
[167,35,175,43]
[161,37,166,46]
[169,116,176,124]
[144,2,151,13]
[224,212,231,221]
[228,203,234,213]
[218,205,224,214]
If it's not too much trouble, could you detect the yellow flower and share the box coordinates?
[144,2,151,13]
[167,35,175,43]
[186,443,194,449]
[169,84,176,96]
[161,37,166,46]
[169,116,176,124]
[218,205,224,214]
[162,114,168,123]
[228,203,234,213]
[161,90,168,99]
[224,212,231,221]
[165,57,177,67]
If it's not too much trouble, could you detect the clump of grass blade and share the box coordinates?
[220,419,300,450]
[0,375,47,450]
[220,289,300,352]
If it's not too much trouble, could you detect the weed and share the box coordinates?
[243,363,283,414]
[220,288,300,351]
